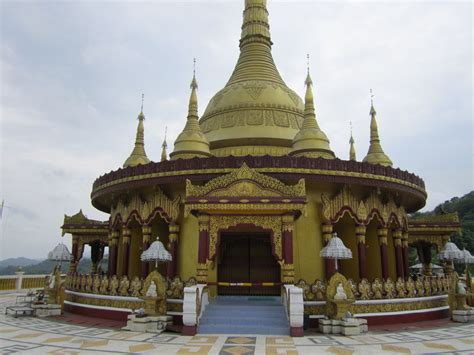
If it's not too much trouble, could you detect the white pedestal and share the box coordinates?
[31,303,62,317]
[122,315,172,333]
[319,318,368,335]
[452,309,474,323]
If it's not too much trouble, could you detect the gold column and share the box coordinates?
[197,215,210,283]
[141,226,152,278]
[378,228,389,280]
[281,215,295,284]
[108,231,119,276]
[355,225,367,279]
[121,227,131,277]
[167,224,180,279]
[393,229,404,279]
[401,232,409,279]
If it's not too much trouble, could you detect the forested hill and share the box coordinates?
[412,191,474,251]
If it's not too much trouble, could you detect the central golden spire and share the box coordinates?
[200,0,304,157]
[226,0,284,85]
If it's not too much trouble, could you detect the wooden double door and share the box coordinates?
[218,233,280,296]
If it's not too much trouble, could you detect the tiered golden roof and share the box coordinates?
[199,0,305,157]
[170,74,212,160]
[362,102,393,167]
[123,108,151,168]
[290,72,335,159]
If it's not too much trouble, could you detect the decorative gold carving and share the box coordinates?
[130,277,142,297]
[142,270,167,316]
[209,215,282,260]
[384,278,396,299]
[321,186,408,230]
[186,163,305,198]
[358,279,372,300]
[281,263,295,284]
[326,273,355,320]
[119,276,130,296]
[166,276,184,299]
[110,189,180,226]
[372,278,383,299]
[396,277,406,298]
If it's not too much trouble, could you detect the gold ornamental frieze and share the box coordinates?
[408,235,450,250]
[110,188,180,227]
[209,215,282,261]
[186,163,305,198]
[321,185,408,230]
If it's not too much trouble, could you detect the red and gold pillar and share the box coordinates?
[356,225,367,279]
[121,227,131,277]
[141,226,152,278]
[197,215,210,283]
[282,215,295,284]
[322,224,335,280]
[393,229,404,279]
[402,232,409,279]
[167,224,180,279]
[378,227,389,280]
[108,231,119,276]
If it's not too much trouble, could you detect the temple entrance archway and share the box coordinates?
[217,232,280,296]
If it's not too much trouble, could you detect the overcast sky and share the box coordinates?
[0,0,472,260]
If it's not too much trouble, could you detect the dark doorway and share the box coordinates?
[217,233,280,296]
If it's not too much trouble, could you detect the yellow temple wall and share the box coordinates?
[177,214,199,281]
[293,189,324,282]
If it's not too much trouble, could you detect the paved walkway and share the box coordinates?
[1,294,473,354]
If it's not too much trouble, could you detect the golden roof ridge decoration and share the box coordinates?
[63,210,106,226]
[321,185,408,229]
[186,162,305,198]
[408,212,460,224]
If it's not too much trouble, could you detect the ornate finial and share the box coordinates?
[190,58,198,90]
[370,88,374,105]
[306,53,310,74]
[141,93,144,114]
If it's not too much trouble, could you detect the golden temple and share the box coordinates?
[61,0,461,335]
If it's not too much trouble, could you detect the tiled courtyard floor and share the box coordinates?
[1,293,473,354]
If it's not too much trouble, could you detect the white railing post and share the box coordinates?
[15,271,25,291]
[182,286,198,335]
[289,285,304,337]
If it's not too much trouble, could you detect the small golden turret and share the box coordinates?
[349,122,356,161]
[161,127,168,162]
[123,95,151,168]
[170,67,212,160]
[362,93,393,167]
[290,68,335,159]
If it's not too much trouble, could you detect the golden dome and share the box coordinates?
[199,0,304,157]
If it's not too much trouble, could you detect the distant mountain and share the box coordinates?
[0,257,108,275]
[0,257,41,269]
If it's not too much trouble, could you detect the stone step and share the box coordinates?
[198,324,289,335]
[199,315,288,326]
